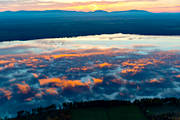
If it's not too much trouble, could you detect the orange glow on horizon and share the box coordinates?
[0,0,179,13]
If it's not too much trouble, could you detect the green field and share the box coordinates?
[72,105,148,120]
[147,105,180,115]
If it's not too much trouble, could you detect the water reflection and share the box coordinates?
[0,33,180,117]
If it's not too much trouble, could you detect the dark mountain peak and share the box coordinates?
[125,9,150,13]
[112,9,151,13]
[93,10,108,13]
[43,10,78,13]
[2,10,78,14]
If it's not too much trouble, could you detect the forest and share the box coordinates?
[2,98,180,120]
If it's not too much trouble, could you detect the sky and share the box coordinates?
[0,0,179,12]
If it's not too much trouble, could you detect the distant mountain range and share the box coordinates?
[0,9,149,13]
[0,9,179,42]
[1,9,180,14]
[0,9,156,14]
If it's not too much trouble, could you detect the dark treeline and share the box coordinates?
[134,98,180,120]
[0,10,180,42]
[2,97,180,120]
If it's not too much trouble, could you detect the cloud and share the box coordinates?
[0,33,180,117]
[46,88,58,95]
[16,83,31,94]
[0,33,179,55]
[133,44,158,49]
[0,88,12,100]
[176,75,180,78]
[38,77,103,89]
[0,0,179,12]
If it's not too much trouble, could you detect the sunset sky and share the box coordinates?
[0,0,179,12]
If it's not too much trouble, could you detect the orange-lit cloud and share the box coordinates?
[32,73,39,78]
[149,79,160,83]
[147,78,164,83]
[0,60,11,64]
[16,83,31,94]
[39,77,103,89]
[111,79,128,85]
[93,78,103,84]
[39,78,62,86]
[175,65,180,68]
[176,75,180,78]
[0,88,12,100]
[46,88,58,95]
[67,66,91,72]
[0,48,128,73]
[25,97,33,102]
[0,59,16,70]
[111,78,136,85]
[35,91,45,98]
[97,62,112,68]
[121,58,164,75]
[51,50,113,59]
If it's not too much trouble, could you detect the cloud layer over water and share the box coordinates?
[0,33,180,117]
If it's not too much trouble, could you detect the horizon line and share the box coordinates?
[0,9,180,14]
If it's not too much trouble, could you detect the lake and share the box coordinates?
[0,33,180,117]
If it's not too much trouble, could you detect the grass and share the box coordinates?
[147,105,180,115]
[72,105,148,120]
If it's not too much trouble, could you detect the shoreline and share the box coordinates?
[1,32,180,43]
